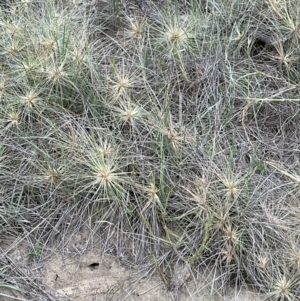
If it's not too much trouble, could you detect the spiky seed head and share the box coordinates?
[141,182,161,213]
[289,248,300,268]
[44,165,64,184]
[122,106,139,123]
[85,154,126,192]
[125,16,144,39]
[166,129,183,151]
[184,183,206,205]
[9,43,22,54]
[109,65,141,100]
[95,166,113,185]
[96,142,115,158]
[159,17,196,53]
[222,223,239,245]
[270,275,294,301]
[116,104,136,122]
[145,182,159,201]
[23,62,35,73]
[93,163,121,191]
[112,75,131,98]
[41,38,56,52]
[20,90,40,107]
[157,114,184,151]
[221,178,240,198]
[221,242,234,265]
[46,65,67,83]
[6,112,20,127]
[256,255,269,270]
[112,102,143,127]
[166,26,187,46]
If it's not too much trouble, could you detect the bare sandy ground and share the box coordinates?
[2,235,263,301]
[43,249,262,301]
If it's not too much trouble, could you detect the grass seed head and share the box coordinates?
[270,275,294,301]
[145,182,159,201]
[158,15,196,53]
[44,165,64,184]
[166,26,187,46]
[41,38,56,53]
[256,255,270,270]
[95,164,115,187]
[96,142,116,158]
[125,16,144,40]
[6,112,20,128]
[289,247,300,268]
[112,102,144,128]
[108,64,141,101]
[221,242,235,265]
[20,90,40,107]
[46,65,67,83]
[86,157,127,195]
[222,223,239,245]
[110,75,131,99]
[221,177,241,199]
[23,62,36,73]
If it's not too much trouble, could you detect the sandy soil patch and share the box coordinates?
[1,235,263,301]
[43,249,262,301]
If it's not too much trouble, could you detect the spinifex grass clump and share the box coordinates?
[0,0,99,118]
[1,0,300,300]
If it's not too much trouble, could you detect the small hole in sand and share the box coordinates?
[88,262,100,270]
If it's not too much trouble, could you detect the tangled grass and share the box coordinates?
[1,0,300,300]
